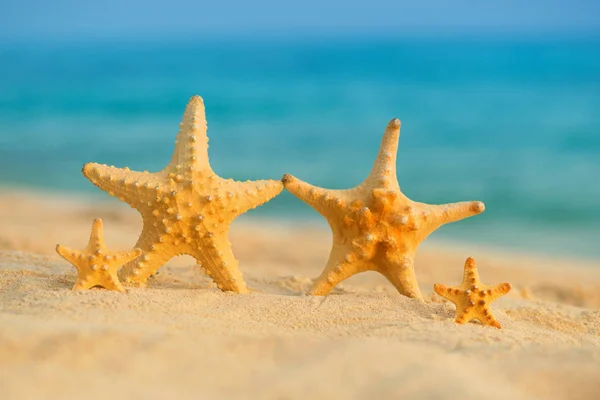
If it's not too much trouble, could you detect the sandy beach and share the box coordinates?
[0,189,599,399]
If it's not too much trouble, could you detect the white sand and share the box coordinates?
[1,190,599,399]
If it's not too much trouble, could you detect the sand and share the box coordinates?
[0,189,599,399]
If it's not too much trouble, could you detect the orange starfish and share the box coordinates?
[56,219,141,292]
[82,96,283,292]
[283,119,484,299]
[434,257,512,329]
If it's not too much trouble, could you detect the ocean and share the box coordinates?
[0,37,599,258]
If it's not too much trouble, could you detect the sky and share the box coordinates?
[0,0,598,40]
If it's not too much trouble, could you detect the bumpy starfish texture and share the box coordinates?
[82,96,283,293]
[434,257,511,329]
[56,219,141,292]
[283,119,484,299]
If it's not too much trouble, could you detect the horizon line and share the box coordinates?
[1,29,600,45]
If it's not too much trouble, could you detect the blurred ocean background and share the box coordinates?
[0,2,599,258]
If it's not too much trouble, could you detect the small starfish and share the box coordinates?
[82,96,283,292]
[434,257,511,329]
[283,119,484,299]
[56,219,141,292]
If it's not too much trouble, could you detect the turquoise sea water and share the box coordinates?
[0,37,599,258]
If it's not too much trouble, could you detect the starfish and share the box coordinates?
[82,96,283,293]
[434,257,511,329]
[56,219,141,292]
[283,118,485,299]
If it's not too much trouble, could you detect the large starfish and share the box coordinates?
[82,96,283,293]
[434,257,511,328]
[56,219,141,292]
[283,119,484,299]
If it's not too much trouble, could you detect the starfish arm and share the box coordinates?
[366,118,401,187]
[120,228,177,286]
[72,277,94,291]
[82,163,165,209]
[168,96,211,175]
[86,218,105,249]
[433,283,462,302]
[379,256,423,299]
[192,233,247,293]
[477,309,502,329]
[488,282,512,302]
[111,248,143,266]
[454,307,471,324]
[282,174,347,218]
[223,179,284,219]
[310,245,370,296]
[56,245,82,268]
[422,201,485,234]
[487,318,502,329]
[460,257,481,286]
[99,277,126,293]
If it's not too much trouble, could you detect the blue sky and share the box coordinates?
[0,0,598,39]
